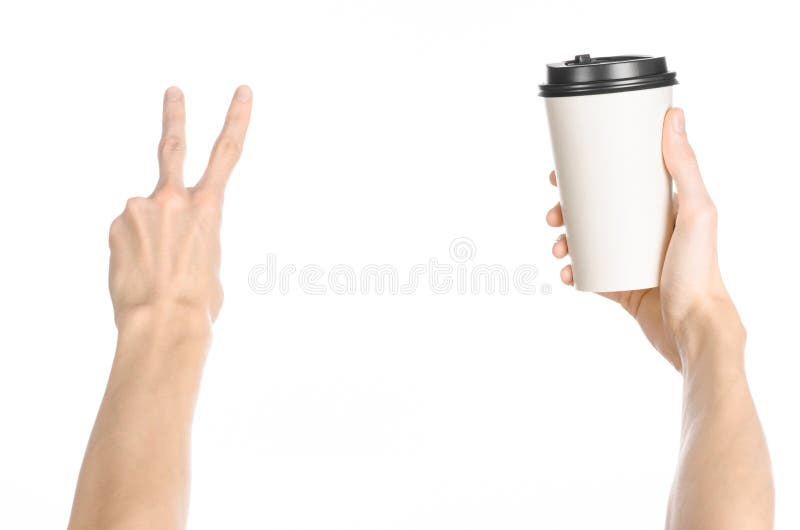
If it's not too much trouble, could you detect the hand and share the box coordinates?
[109,86,253,328]
[546,108,743,372]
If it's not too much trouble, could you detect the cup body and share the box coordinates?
[545,86,673,292]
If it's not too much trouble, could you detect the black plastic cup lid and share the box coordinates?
[539,54,677,97]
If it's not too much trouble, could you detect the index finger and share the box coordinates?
[196,85,253,195]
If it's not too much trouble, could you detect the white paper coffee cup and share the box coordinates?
[540,54,678,293]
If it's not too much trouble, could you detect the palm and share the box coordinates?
[600,287,680,370]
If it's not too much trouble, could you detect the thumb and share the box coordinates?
[662,108,710,205]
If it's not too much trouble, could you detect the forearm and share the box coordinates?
[68,306,211,530]
[666,306,774,530]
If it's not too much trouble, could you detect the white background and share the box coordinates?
[1,1,798,528]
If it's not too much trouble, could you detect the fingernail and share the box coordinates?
[165,86,182,102]
[672,108,685,134]
[236,85,252,102]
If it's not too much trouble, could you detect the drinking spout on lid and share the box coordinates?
[574,54,592,65]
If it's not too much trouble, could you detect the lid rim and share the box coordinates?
[539,72,678,98]
[539,54,677,98]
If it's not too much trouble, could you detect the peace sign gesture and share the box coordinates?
[108,86,253,326]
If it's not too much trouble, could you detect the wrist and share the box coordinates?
[674,298,746,377]
[116,302,212,338]
[114,302,212,370]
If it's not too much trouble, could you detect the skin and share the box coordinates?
[67,85,252,530]
[547,108,774,529]
[68,94,773,530]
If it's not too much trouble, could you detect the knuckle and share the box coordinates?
[215,135,242,158]
[153,187,186,209]
[108,216,124,242]
[708,202,718,221]
[124,196,148,213]
[159,135,186,154]
[699,202,718,224]
[211,286,225,321]
[687,201,717,227]
[683,144,698,164]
